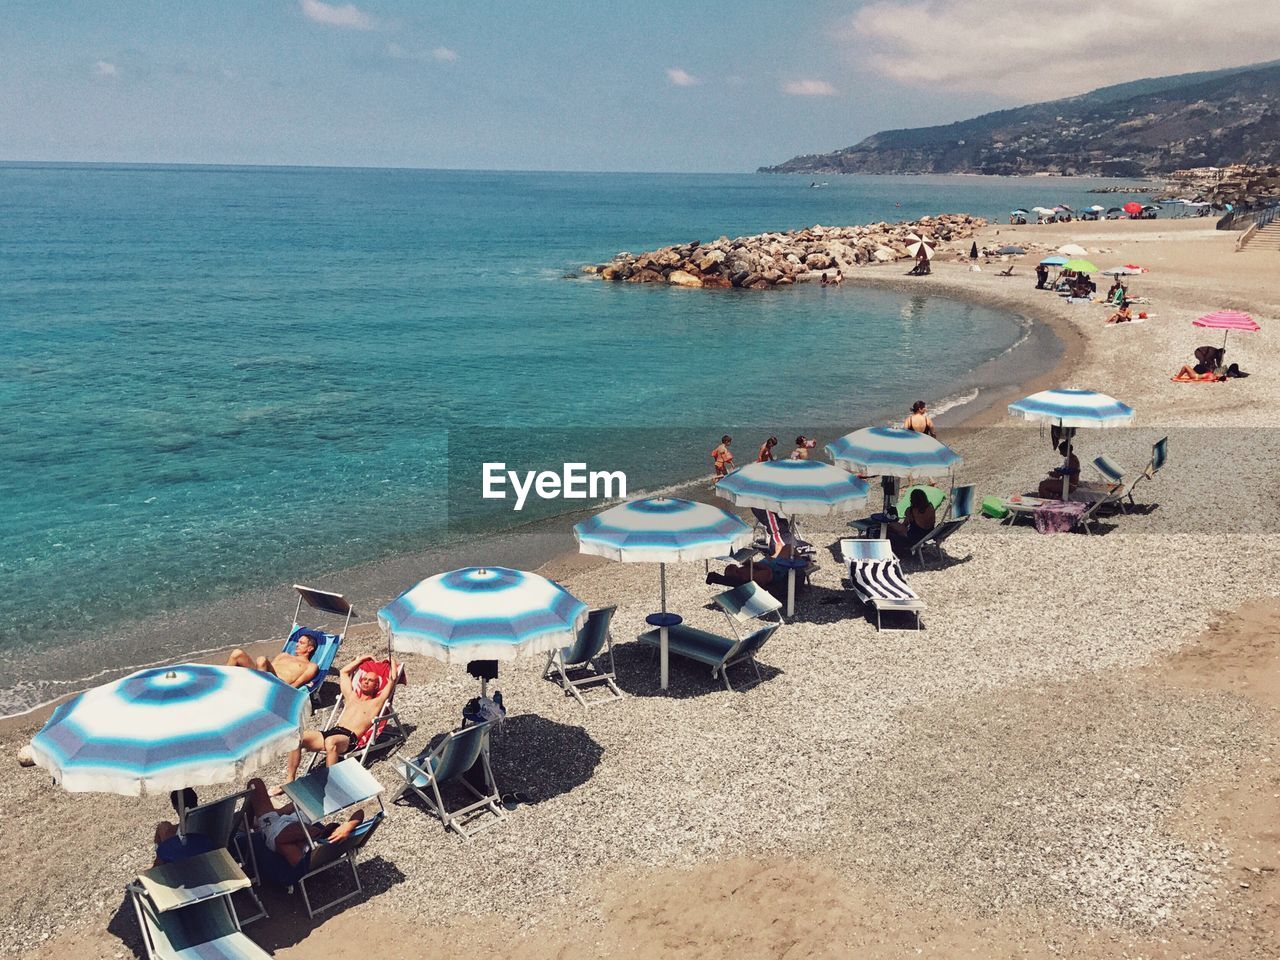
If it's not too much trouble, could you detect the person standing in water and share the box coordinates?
[712,435,734,477]
[904,401,937,438]
[757,436,778,462]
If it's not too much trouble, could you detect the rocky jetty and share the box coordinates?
[582,214,986,289]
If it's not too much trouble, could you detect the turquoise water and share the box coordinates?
[0,166,1150,713]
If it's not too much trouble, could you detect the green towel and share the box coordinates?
[981,495,1009,519]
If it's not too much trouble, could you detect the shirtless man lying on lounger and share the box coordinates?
[246,777,365,866]
[281,657,401,785]
[226,634,319,689]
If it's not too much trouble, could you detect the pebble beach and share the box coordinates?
[4,218,1278,960]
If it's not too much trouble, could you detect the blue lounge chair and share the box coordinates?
[839,538,925,631]
[128,849,268,960]
[390,720,503,841]
[166,790,265,924]
[1128,436,1168,505]
[287,584,353,704]
[636,583,780,691]
[543,606,623,710]
[256,758,387,917]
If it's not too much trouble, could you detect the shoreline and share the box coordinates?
[7,216,1280,959]
[0,275,1073,732]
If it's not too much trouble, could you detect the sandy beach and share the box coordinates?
[5,218,1278,959]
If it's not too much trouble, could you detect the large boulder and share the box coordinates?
[667,270,703,287]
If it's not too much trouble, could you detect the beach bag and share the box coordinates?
[981,495,1009,519]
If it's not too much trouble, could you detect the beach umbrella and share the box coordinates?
[826,426,962,516]
[1193,309,1260,350]
[379,567,586,671]
[1062,258,1098,274]
[1123,201,1143,216]
[906,234,935,260]
[1032,206,1054,215]
[30,664,307,839]
[1058,243,1088,257]
[1011,209,1029,216]
[716,459,870,517]
[1039,255,1069,266]
[825,427,962,481]
[997,245,1026,255]
[573,497,751,690]
[1088,205,1105,212]
[969,241,978,260]
[1009,389,1135,499]
[1104,265,1146,276]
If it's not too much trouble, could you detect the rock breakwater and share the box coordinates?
[581,214,986,289]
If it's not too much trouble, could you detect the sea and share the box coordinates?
[0,165,1155,716]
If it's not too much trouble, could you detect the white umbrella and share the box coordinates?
[1058,243,1088,257]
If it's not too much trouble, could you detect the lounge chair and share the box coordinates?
[999,491,1118,534]
[1072,456,1137,513]
[128,849,268,960]
[390,719,503,841]
[636,583,780,691]
[287,584,353,704]
[310,658,407,770]
[1127,436,1168,505]
[255,758,386,917]
[908,490,972,563]
[171,790,265,924]
[543,606,623,710]
[839,538,925,631]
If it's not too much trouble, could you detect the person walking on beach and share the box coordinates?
[757,436,778,462]
[712,435,734,477]
[1035,263,1049,289]
[904,401,937,438]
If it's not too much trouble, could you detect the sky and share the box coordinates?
[3,0,1278,172]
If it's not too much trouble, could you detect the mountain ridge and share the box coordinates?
[761,60,1280,177]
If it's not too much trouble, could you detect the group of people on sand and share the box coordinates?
[226,644,401,786]
[1172,345,1250,383]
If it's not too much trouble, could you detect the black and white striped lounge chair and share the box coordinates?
[839,538,925,631]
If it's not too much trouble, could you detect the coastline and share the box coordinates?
[0,278,1067,730]
[6,216,1280,959]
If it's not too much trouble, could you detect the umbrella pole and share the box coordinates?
[1063,431,1072,502]
[177,791,188,844]
[658,563,669,691]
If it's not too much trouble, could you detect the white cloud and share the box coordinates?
[299,0,374,30]
[783,79,837,96]
[386,43,460,64]
[432,47,459,63]
[847,0,1280,99]
[666,67,699,87]
[94,60,118,77]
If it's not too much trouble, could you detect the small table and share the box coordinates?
[772,556,810,617]
[850,512,895,539]
[646,613,683,690]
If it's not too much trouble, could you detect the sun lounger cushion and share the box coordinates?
[852,559,919,602]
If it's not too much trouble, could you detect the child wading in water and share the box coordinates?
[711,435,734,477]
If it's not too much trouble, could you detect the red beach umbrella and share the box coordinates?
[1193,309,1260,349]
[1122,201,1143,216]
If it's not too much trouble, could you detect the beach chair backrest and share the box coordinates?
[305,812,384,874]
[732,623,779,662]
[1093,455,1125,485]
[287,757,385,825]
[432,723,492,784]
[1149,436,1168,475]
[132,883,239,958]
[286,627,342,689]
[181,790,249,850]
[713,583,782,623]
[948,484,976,519]
[839,538,893,564]
[562,606,616,665]
[928,518,967,548]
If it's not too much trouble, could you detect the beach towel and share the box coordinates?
[1032,500,1087,534]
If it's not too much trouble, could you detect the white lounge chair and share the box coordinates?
[839,538,925,631]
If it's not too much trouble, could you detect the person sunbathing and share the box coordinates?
[1037,442,1080,499]
[1106,302,1133,324]
[282,657,401,784]
[227,634,319,688]
[886,488,936,557]
[245,777,365,867]
[1172,364,1224,382]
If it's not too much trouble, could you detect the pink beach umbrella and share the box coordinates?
[1193,310,1261,350]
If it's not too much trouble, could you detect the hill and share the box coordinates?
[761,61,1280,177]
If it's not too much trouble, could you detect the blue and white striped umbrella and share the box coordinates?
[574,496,752,564]
[30,665,307,795]
[825,426,963,479]
[378,566,587,665]
[716,459,870,516]
[1009,389,1135,429]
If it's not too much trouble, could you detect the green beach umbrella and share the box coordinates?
[1062,258,1098,274]
[895,484,946,516]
